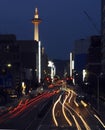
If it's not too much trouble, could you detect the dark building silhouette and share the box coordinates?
[74,38,90,72]
[85,35,102,95]
[74,38,90,86]
[0,34,48,92]
[86,35,101,74]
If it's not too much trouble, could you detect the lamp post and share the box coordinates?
[97,74,99,112]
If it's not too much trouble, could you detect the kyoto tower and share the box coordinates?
[32,8,42,41]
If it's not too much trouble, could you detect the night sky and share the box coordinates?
[0,0,101,60]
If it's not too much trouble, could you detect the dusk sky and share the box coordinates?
[0,0,101,60]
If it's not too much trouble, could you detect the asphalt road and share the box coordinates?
[0,84,105,130]
[35,87,105,130]
[0,91,54,130]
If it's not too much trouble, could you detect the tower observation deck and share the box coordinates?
[32,8,42,41]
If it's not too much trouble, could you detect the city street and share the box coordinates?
[0,1,105,130]
[0,91,54,130]
[0,83,105,130]
[37,88,105,130]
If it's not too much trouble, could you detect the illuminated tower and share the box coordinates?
[32,8,42,41]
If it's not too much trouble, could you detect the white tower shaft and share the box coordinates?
[34,23,39,41]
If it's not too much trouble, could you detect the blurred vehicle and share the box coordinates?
[76,92,87,106]
[53,75,60,82]
[56,80,63,86]
[0,87,18,105]
[36,86,44,94]
[29,86,44,98]
[43,76,52,86]
[48,84,54,88]
[29,89,36,98]
[8,88,17,98]
[77,94,85,99]
[66,76,73,85]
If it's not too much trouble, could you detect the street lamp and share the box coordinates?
[7,63,12,68]
[85,72,103,112]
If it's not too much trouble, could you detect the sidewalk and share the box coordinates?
[89,96,105,122]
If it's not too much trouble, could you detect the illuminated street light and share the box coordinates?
[7,63,12,68]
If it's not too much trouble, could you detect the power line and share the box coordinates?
[83,10,100,34]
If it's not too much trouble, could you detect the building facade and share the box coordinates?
[74,38,91,85]
[86,35,101,74]
[74,38,90,72]
[84,35,102,96]
[0,34,49,91]
[0,35,20,88]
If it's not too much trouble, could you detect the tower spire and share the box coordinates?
[32,8,42,41]
[34,8,38,19]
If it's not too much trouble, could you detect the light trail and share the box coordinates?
[66,100,91,130]
[0,92,54,124]
[72,115,82,130]
[79,115,91,130]
[68,91,73,103]
[81,100,87,107]
[10,92,54,118]
[94,114,105,128]
[61,97,81,129]
[62,91,72,126]
[61,87,105,130]
[57,87,91,130]
[52,95,61,126]
[74,97,79,107]
[68,89,77,95]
